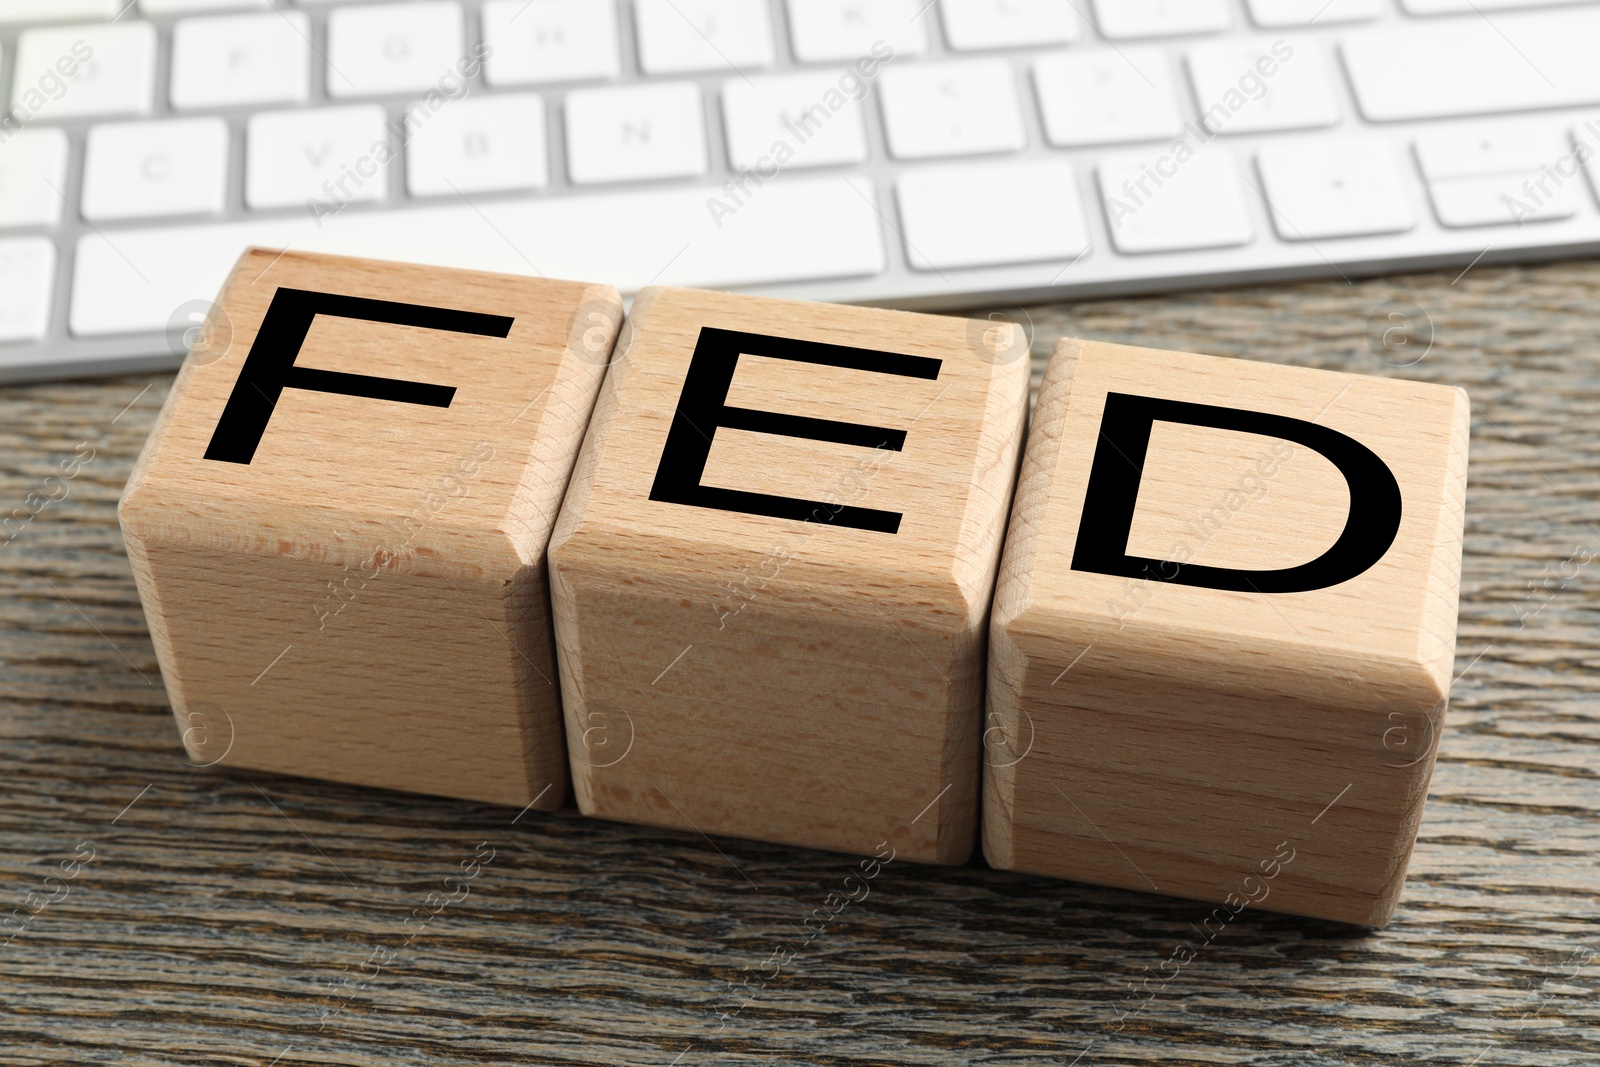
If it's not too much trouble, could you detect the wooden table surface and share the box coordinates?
[2,262,1596,1067]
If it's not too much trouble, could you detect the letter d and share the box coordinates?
[1070,393,1402,594]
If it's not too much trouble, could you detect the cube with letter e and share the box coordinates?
[119,249,621,808]
[549,287,1031,863]
[984,338,1469,925]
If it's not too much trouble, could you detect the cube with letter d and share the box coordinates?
[985,338,1469,925]
[120,249,621,808]
[549,287,1030,863]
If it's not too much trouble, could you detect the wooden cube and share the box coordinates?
[548,287,1030,863]
[985,338,1469,925]
[120,249,621,808]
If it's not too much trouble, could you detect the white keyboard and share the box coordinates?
[5,0,1600,381]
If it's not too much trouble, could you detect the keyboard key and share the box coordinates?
[483,0,620,86]
[1189,37,1339,134]
[565,82,707,184]
[1246,0,1380,25]
[0,127,69,229]
[1034,47,1183,146]
[0,0,118,24]
[786,0,929,62]
[70,176,886,336]
[636,0,774,74]
[1425,175,1578,228]
[12,24,157,121]
[141,0,272,12]
[407,93,548,197]
[1257,137,1416,240]
[722,70,869,171]
[1343,9,1600,121]
[880,59,1026,159]
[171,11,311,110]
[1416,124,1582,227]
[328,1,466,99]
[247,106,389,210]
[83,118,230,222]
[1416,123,1567,180]
[1098,150,1253,253]
[939,0,1079,50]
[0,238,54,343]
[896,159,1089,270]
[1094,0,1230,38]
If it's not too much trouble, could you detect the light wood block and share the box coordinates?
[985,338,1470,926]
[119,249,621,807]
[548,287,1031,863]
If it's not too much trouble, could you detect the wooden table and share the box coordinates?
[2,262,1596,1066]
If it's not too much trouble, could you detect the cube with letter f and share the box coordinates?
[985,338,1470,925]
[119,249,621,807]
[549,287,1031,863]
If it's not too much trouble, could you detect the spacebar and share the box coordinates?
[1343,8,1600,121]
[71,177,887,338]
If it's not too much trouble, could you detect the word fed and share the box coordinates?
[120,251,1469,927]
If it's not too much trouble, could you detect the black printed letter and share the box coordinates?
[649,328,941,534]
[203,288,513,465]
[1070,392,1402,593]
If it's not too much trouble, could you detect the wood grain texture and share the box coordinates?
[119,249,621,809]
[549,286,1030,864]
[1,262,1596,1066]
[986,338,1470,926]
